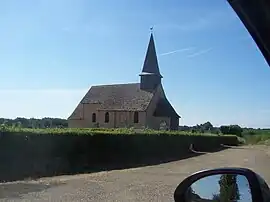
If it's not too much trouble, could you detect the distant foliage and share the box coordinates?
[1,118,269,145]
[0,117,68,129]
[178,122,270,144]
[179,121,217,134]
[220,125,243,137]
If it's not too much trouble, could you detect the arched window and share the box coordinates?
[134,111,139,123]
[105,112,109,123]
[92,113,96,123]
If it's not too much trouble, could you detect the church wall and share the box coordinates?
[97,111,116,128]
[137,112,146,128]
[68,119,89,128]
[97,111,146,129]
[114,111,146,129]
[68,103,101,128]
[145,84,164,116]
[68,103,147,129]
[145,84,179,130]
[153,117,171,130]
[170,117,179,130]
[146,116,171,130]
[145,84,167,129]
[115,111,130,128]
[68,103,83,120]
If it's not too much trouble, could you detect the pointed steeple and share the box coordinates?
[141,33,162,77]
[139,32,163,91]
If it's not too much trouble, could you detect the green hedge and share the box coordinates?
[0,128,239,182]
[0,126,238,136]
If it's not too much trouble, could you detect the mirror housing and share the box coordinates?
[174,168,269,202]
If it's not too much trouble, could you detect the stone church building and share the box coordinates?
[68,34,180,130]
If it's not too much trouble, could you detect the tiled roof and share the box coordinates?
[153,98,180,118]
[80,83,154,111]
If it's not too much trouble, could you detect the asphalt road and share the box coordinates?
[1,145,270,202]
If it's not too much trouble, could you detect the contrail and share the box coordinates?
[187,48,213,58]
[159,47,195,56]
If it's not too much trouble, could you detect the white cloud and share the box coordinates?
[187,48,213,58]
[159,47,195,56]
[0,89,88,119]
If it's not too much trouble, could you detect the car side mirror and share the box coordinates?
[174,168,270,202]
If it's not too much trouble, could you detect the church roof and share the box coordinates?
[140,33,162,77]
[154,98,180,118]
[80,83,154,111]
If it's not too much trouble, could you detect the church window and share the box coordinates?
[92,113,96,123]
[105,112,109,123]
[134,111,139,123]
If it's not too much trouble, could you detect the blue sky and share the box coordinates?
[1,0,270,128]
[192,174,251,201]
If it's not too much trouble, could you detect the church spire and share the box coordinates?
[141,32,162,77]
[140,31,163,91]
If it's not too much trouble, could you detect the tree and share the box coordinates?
[0,117,68,128]
[229,125,243,137]
[212,194,221,202]
[220,125,243,137]
[218,174,240,202]
[201,121,214,131]
[220,126,230,135]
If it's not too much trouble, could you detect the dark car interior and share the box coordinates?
[227,0,270,66]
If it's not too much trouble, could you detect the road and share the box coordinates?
[1,145,270,201]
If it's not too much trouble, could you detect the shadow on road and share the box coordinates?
[0,180,67,199]
[0,146,228,183]
[0,182,63,199]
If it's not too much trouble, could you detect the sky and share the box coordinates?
[192,174,251,201]
[1,0,270,128]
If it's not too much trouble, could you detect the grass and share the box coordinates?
[244,134,270,145]
[241,129,270,145]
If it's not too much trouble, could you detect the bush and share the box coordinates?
[0,127,239,182]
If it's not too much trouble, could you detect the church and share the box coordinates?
[68,33,180,130]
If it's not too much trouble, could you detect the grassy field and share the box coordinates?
[244,133,270,145]
[241,128,270,145]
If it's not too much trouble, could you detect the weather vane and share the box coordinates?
[150,26,154,33]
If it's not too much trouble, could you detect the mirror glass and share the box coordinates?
[185,174,252,202]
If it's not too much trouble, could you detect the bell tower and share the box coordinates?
[139,32,163,92]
